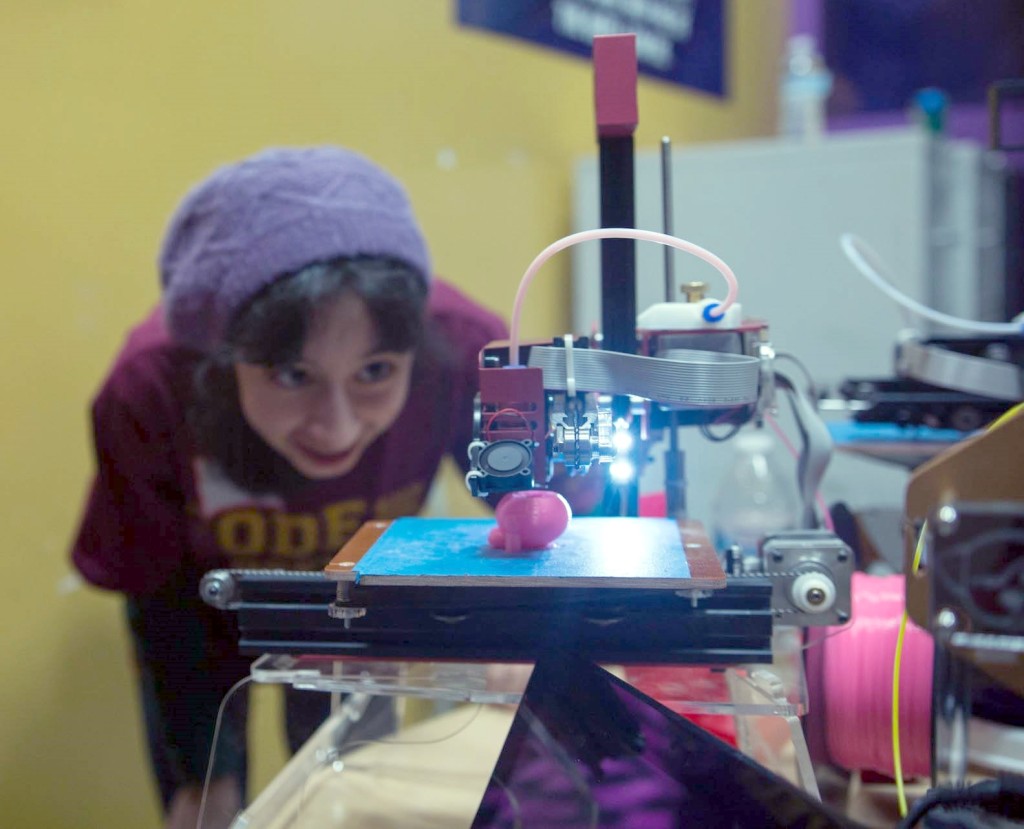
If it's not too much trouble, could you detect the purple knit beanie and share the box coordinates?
[159,146,432,351]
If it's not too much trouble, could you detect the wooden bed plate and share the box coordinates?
[325,517,725,592]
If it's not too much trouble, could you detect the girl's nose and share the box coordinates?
[305,385,360,447]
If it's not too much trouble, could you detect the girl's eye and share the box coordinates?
[356,360,395,384]
[268,365,311,389]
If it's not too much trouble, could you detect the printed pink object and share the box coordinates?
[488,490,572,553]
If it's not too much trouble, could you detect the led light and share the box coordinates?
[612,418,633,453]
[609,458,635,484]
[612,429,633,452]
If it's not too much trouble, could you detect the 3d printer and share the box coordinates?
[200,35,854,668]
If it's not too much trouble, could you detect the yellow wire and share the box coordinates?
[893,527,925,816]
[891,399,1024,816]
[986,400,1024,431]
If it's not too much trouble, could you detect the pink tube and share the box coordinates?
[509,228,741,367]
[764,412,836,533]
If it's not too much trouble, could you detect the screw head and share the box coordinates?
[806,587,826,606]
[935,607,958,630]
[936,505,959,536]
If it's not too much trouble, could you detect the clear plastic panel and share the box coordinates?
[203,629,815,827]
[244,626,807,717]
[248,655,529,706]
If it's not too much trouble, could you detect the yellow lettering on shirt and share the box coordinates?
[210,484,429,564]
[216,509,267,556]
[322,498,369,551]
[271,512,320,558]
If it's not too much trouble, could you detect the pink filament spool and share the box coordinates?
[820,572,934,778]
[488,490,572,553]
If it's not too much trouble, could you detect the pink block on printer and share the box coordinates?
[593,33,638,137]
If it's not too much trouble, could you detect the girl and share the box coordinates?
[71,146,509,827]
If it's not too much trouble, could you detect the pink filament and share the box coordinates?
[822,572,933,778]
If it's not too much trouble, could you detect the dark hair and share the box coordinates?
[189,256,428,493]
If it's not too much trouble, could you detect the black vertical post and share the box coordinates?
[593,34,639,516]
[598,136,636,367]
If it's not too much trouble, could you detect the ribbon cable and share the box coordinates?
[897,339,1023,402]
[527,346,760,407]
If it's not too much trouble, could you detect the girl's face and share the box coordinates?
[234,292,415,481]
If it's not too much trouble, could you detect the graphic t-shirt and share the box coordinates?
[71,280,507,595]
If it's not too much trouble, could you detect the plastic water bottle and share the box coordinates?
[711,428,799,569]
[777,34,833,140]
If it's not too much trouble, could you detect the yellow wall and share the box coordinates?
[0,2,785,825]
